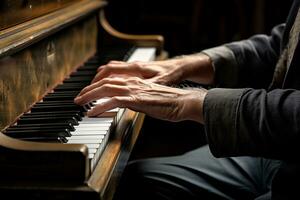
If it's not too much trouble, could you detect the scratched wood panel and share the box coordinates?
[0,15,97,130]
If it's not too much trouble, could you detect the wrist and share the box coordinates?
[175,53,214,85]
[181,89,207,124]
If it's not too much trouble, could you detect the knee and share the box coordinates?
[115,159,197,200]
[114,159,161,200]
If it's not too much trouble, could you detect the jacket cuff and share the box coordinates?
[201,46,239,87]
[203,88,245,157]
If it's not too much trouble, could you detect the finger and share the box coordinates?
[108,60,126,64]
[87,96,131,117]
[92,65,128,83]
[77,77,126,96]
[74,84,129,105]
[96,61,126,72]
[92,63,141,83]
[109,74,132,79]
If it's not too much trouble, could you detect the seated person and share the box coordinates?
[75,1,300,199]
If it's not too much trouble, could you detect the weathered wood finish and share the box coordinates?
[0,0,106,57]
[0,15,98,130]
[88,110,145,200]
[0,133,89,183]
[0,0,166,198]
[0,0,81,31]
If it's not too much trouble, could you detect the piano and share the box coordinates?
[0,0,167,199]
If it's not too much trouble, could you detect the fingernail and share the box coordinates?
[74,96,81,103]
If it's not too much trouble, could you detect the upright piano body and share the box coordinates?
[0,0,166,199]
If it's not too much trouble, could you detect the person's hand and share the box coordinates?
[75,77,207,123]
[91,59,184,86]
[91,53,214,86]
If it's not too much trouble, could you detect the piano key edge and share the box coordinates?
[0,108,145,200]
[87,109,145,199]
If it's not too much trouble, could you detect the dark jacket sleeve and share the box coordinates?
[202,24,285,89]
[203,88,300,160]
[201,23,300,160]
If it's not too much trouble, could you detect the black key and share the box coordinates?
[32,103,90,111]
[30,105,87,113]
[43,95,78,101]
[47,91,79,96]
[84,60,100,65]
[5,127,71,133]
[35,101,93,108]
[17,116,79,126]
[23,111,83,119]
[19,137,67,143]
[77,66,98,71]
[53,85,83,91]
[44,93,76,97]
[36,100,76,104]
[9,123,75,131]
[56,82,87,87]
[35,102,78,106]
[70,71,96,76]
[4,129,71,138]
[21,113,82,121]
[63,77,91,84]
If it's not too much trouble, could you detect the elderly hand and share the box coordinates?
[75,77,207,123]
[91,53,214,86]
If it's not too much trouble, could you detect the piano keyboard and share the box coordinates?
[3,47,156,170]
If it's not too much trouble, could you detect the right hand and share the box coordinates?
[76,76,207,123]
[91,53,214,86]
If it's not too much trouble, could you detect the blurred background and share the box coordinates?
[106,0,293,57]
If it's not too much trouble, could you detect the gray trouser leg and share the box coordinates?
[115,145,281,200]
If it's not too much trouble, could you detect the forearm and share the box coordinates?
[172,53,215,85]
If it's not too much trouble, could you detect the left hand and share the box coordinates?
[74,77,207,123]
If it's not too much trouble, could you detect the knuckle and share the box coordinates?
[111,96,118,102]
[130,62,142,70]
[101,83,111,91]
[112,96,125,106]
[131,94,140,103]
[104,64,114,71]
[128,76,141,84]
[101,77,112,83]
[122,87,131,94]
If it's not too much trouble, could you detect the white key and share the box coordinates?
[72,130,108,135]
[89,154,94,159]
[67,139,103,144]
[79,117,114,123]
[127,48,156,62]
[85,143,100,148]
[74,128,110,133]
[67,47,156,169]
[88,148,98,154]
[75,123,111,128]
[67,135,105,140]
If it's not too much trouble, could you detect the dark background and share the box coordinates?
[104,0,294,158]
[106,0,293,57]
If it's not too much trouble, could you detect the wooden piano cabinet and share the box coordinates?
[0,0,82,31]
[0,0,107,131]
[0,0,166,199]
[88,110,145,199]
